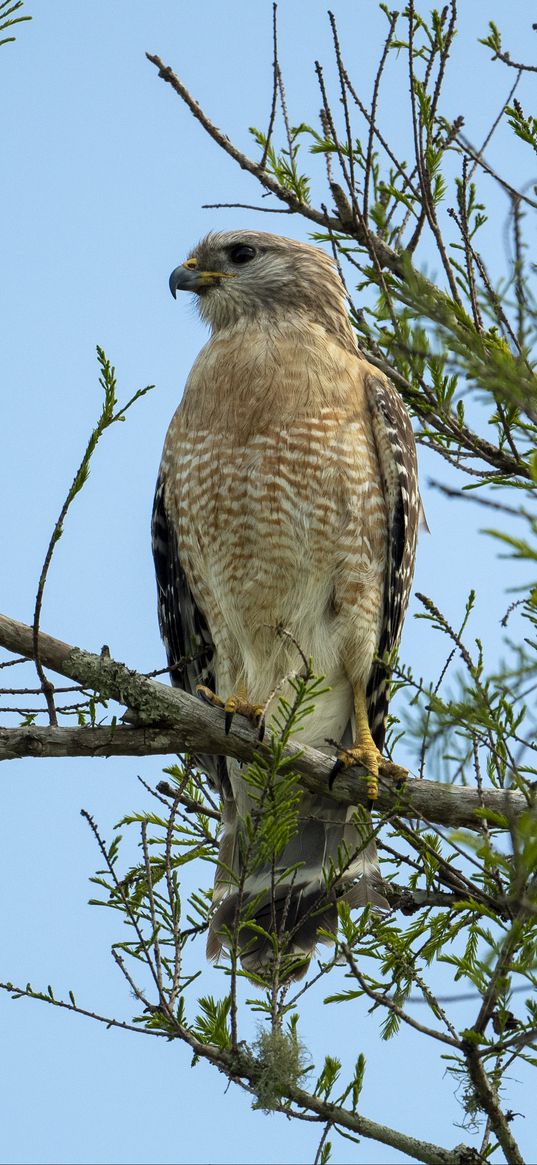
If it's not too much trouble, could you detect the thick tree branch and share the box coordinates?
[0,613,529,833]
[0,724,188,761]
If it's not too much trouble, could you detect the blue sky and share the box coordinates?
[1,3,536,1163]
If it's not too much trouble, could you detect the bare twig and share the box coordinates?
[0,980,168,1038]
[259,3,279,171]
[466,69,522,183]
[202,201,292,213]
[487,44,537,75]
[313,1122,333,1165]
[456,132,537,210]
[427,480,529,518]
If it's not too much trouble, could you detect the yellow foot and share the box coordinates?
[196,685,264,736]
[333,743,380,801]
[329,747,408,801]
[223,694,264,735]
[378,758,408,789]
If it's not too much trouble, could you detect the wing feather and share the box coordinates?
[364,373,420,749]
[151,472,224,788]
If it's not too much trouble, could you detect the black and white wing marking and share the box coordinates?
[151,473,224,787]
[365,374,420,750]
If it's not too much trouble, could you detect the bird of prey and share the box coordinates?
[152,230,419,978]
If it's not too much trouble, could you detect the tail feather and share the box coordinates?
[206,775,388,979]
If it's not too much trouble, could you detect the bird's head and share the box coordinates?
[169,230,356,345]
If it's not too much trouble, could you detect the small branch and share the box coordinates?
[466,69,522,184]
[30,349,152,728]
[202,201,293,213]
[81,810,163,1000]
[463,1042,525,1165]
[473,919,524,1039]
[381,880,510,919]
[0,979,168,1039]
[342,946,460,1049]
[456,132,537,209]
[145,53,406,277]
[259,2,279,171]
[313,1122,333,1165]
[0,614,530,833]
[427,480,529,519]
[156,780,221,821]
[488,44,537,75]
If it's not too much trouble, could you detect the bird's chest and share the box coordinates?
[166,410,384,619]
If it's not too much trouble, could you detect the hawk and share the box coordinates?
[152,230,419,978]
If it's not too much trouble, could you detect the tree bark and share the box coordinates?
[0,613,529,832]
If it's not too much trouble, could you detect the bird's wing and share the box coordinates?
[151,472,224,788]
[364,372,420,749]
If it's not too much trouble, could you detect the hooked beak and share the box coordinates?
[169,258,235,298]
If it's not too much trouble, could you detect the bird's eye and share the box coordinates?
[228,244,257,265]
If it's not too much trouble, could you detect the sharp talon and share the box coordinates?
[329,758,344,789]
[257,718,265,742]
[224,710,234,735]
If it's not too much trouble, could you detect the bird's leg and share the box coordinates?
[196,682,264,736]
[330,683,407,801]
[337,684,381,801]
